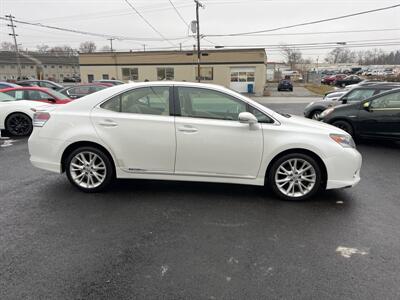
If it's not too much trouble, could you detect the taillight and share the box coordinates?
[33,112,51,127]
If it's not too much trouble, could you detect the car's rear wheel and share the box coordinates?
[66,147,114,192]
[269,153,322,201]
[310,110,322,120]
[332,120,354,137]
[5,113,32,136]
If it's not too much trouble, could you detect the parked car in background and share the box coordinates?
[28,82,362,201]
[323,91,347,101]
[0,91,53,136]
[16,80,64,91]
[63,76,81,83]
[304,84,400,119]
[0,82,20,89]
[321,74,347,85]
[59,84,111,99]
[0,87,71,104]
[335,75,363,87]
[321,88,400,140]
[93,79,125,86]
[277,79,293,91]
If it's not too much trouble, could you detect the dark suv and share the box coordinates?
[277,79,293,92]
[321,88,400,141]
[304,84,400,119]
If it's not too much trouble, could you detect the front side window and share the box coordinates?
[371,92,400,109]
[177,87,246,121]
[346,89,375,102]
[157,68,174,80]
[122,68,138,81]
[101,86,170,116]
[26,90,55,100]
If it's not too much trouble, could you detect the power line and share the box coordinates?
[205,3,400,37]
[168,0,189,26]
[124,0,177,46]
[0,16,188,42]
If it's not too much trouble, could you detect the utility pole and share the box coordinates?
[107,38,115,52]
[194,0,204,82]
[5,14,22,79]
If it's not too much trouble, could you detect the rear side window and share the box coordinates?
[100,86,170,116]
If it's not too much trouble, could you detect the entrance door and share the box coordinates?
[230,67,255,93]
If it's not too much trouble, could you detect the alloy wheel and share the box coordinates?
[6,113,32,136]
[69,151,107,189]
[274,158,316,198]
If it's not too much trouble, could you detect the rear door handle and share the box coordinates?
[178,126,198,133]
[98,120,118,127]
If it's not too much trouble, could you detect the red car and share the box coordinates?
[0,87,71,104]
[321,74,347,85]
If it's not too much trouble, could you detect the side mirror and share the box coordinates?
[363,102,370,111]
[238,112,258,124]
[341,97,348,104]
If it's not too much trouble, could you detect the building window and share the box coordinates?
[122,68,138,81]
[157,67,174,80]
[51,65,55,69]
[88,74,94,83]
[21,65,26,69]
[30,65,34,69]
[230,71,255,82]
[44,65,47,68]
[102,74,109,80]
[195,67,213,81]
[59,65,62,68]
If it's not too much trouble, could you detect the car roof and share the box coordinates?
[0,86,53,92]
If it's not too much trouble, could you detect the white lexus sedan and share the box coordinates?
[28,82,362,200]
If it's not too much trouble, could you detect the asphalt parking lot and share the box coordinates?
[1,103,400,299]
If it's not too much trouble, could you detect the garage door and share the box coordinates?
[230,67,255,93]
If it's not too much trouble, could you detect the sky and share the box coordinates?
[1,0,400,62]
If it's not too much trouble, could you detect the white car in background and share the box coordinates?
[323,91,347,101]
[0,92,53,136]
[28,82,362,201]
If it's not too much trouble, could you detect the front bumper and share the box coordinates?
[324,148,362,190]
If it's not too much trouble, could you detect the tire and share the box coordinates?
[289,88,293,92]
[268,153,322,201]
[332,120,354,137]
[65,146,114,192]
[310,110,322,120]
[277,88,281,91]
[5,113,33,136]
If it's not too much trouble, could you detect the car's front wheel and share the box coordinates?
[310,110,322,120]
[268,153,322,201]
[332,120,354,137]
[66,146,114,192]
[5,113,33,136]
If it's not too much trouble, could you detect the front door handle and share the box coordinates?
[178,126,198,133]
[98,120,118,127]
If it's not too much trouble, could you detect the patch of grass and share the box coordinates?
[304,84,334,96]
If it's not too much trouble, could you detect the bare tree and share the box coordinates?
[325,48,356,64]
[79,41,97,53]
[101,45,112,52]
[36,44,50,53]
[1,41,17,51]
[280,45,303,70]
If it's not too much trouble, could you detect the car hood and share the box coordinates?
[282,114,347,135]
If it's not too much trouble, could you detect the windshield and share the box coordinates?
[46,88,70,100]
[0,92,15,102]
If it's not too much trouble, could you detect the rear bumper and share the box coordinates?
[28,129,63,173]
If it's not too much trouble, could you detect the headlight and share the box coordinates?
[320,107,334,118]
[330,134,356,148]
